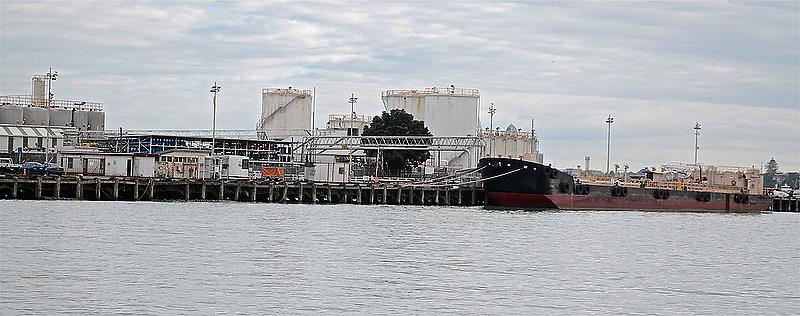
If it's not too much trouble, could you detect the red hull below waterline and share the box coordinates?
[486,191,770,213]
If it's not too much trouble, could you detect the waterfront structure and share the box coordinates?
[156,149,210,179]
[58,148,156,177]
[0,124,75,161]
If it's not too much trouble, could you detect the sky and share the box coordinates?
[1,1,798,171]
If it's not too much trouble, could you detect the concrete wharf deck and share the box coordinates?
[0,175,486,206]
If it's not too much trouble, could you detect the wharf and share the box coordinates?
[0,176,485,206]
[772,197,799,212]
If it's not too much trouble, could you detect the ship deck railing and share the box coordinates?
[576,178,746,194]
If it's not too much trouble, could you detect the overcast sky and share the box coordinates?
[1,1,798,171]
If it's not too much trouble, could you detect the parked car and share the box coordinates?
[45,163,65,176]
[21,162,47,176]
[0,158,22,175]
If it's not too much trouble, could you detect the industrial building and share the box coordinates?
[483,123,543,163]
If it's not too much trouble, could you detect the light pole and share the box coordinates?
[45,67,58,163]
[605,115,614,175]
[348,93,358,136]
[488,103,496,156]
[210,82,221,154]
[693,122,701,165]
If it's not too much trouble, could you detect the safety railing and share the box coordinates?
[0,95,103,111]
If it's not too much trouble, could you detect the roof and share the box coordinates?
[0,124,76,138]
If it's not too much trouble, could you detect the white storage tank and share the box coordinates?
[258,88,312,132]
[381,86,480,137]
[87,111,105,130]
[0,106,24,124]
[49,108,74,127]
[72,110,89,131]
[22,107,50,125]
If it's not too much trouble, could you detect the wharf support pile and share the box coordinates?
[0,176,485,206]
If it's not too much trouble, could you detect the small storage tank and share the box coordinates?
[258,88,312,132]
[87,111,105,130]
[0,106,24,124]
[22,107,50,125]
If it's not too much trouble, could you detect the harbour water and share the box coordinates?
[1,201,798,315]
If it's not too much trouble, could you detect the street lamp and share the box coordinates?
[605,114,614,175]
[488,102,496,156]
[45,67,58,163]
[210,82,221,154]
[348,93,357,136]
[693,122,701,165]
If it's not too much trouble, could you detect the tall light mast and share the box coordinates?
[605,115,614,174]
[693,122,702,165]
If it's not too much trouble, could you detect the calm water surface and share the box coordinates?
[1,201,798,315]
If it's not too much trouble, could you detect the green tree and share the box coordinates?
[361,109,431,176]
[764,158,778,188]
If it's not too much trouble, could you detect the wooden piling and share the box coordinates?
[281,182,288,203]
[35,177,42,200]
[76,178,83,200]
[311,184,317,204]
[397,187,402,204]
[201,181,206,200]
[55,177,61,199]
[444,189,450,206]
[369,185,375,204]
[268,182,274,202]
[219,182,224,200]
[357,186,363,204]
[299,183,304,203]
[184,183,190,200]
[457,188,463,205]
[113,178,120,201]
[133,179,138,201]
[420,189,425,205]
[12,177,18,199]
[251,185,257,202]
[382,186,388,204]
[234,182,241,201]
[327,186,332,204]
[148,179,154,201]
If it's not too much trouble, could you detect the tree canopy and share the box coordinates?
[764,158,778,188]
[361,109,431,176]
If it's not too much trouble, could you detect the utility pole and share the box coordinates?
[488,102,496,156]
[693,122,701,165]
[348,93,358,136]
[606,115,614,175]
